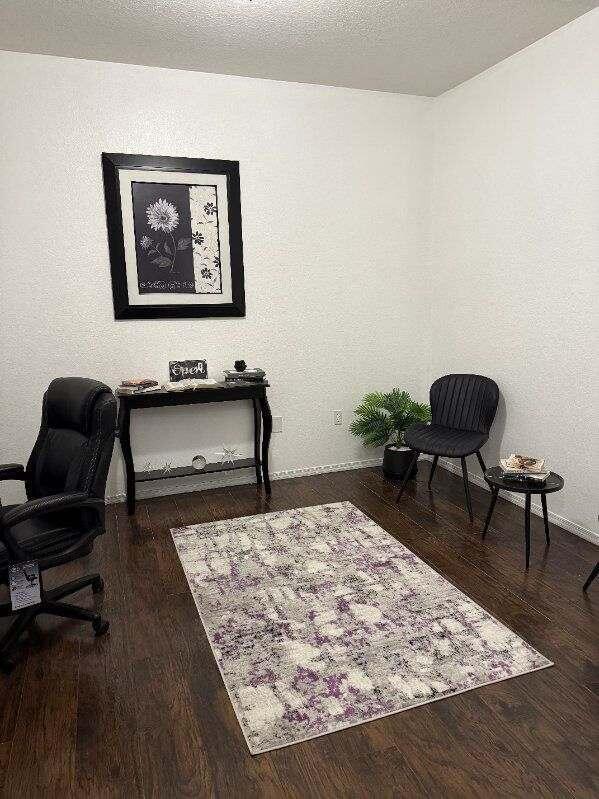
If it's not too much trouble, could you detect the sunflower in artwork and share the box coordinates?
[146,199,179,233]
[138,199,190,272]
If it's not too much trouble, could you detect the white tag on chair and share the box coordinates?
[9,561,41,610]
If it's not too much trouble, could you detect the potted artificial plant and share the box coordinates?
[350,389,431,479]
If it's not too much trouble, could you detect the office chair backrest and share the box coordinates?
[430,374,499,435]
[26,378,117,500]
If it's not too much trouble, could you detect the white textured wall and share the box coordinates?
[428,12,599,536]
[1,12,597,538]
[0,51,432,502]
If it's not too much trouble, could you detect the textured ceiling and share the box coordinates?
[0,1,596,96]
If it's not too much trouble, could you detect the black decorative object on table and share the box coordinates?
[482,466,564,571]
[117,381,272,515]
[0,378,116,674]
[395,374,499,522]
[102,153,245,319]
[234,360,247,372]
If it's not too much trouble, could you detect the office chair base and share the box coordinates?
[0,572,107,673]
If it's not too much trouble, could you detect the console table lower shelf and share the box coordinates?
[136,458,256,483]
[116,382,272,515]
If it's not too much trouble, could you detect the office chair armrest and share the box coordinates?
[0,463,26,481]
[0,493,105,562]
[1,493,105,529]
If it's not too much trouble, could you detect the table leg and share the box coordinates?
[117,401,136,515]
[541,493,551,545]
[524,493,531,570]
[259,395,272,494]
[482,487,498,539]
[252,398,262,486]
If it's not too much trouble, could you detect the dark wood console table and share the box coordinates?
[116,382,272,515]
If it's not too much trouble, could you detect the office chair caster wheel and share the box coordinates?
[0,657,16,675]
[92,616,109,637]
[92,576,104,594]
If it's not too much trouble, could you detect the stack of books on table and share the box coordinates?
[223,368,266,384]
[117,378,160,394]
[500,454,550,483]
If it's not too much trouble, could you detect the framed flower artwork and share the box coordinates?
[102,153,245,319]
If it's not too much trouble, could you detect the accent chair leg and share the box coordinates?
[428,455,439,489]
[583,562,599,592]
[461,457,473,523]
[396,450,419,505]
[475,451,487,474]
[540,494,551,545]
[524,493,532,570]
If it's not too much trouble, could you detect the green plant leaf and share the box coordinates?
[350,388,431,446]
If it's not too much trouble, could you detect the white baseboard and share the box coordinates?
[106,453,598,546]
[427,456,599,546]
[106,456,384,504]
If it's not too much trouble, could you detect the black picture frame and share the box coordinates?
[102,152,245,319]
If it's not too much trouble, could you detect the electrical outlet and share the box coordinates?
[333,410,343,426]
[272,416,283,433]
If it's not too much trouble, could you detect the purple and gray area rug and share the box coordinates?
[171,501,551,754]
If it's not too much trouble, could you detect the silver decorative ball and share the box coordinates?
[192,455,207,471]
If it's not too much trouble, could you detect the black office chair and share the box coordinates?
[396,374,499,522]
[0,378,116,673]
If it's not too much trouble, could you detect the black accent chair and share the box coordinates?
[0,378,116,673]
[396,374,499,522]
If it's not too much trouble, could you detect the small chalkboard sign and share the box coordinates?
[169,360,208,382]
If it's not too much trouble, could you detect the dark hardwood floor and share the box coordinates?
[1,464,597,798]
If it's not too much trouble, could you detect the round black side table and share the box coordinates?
[482,467,564,570]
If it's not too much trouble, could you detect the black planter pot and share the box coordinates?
[382,443,418,480]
